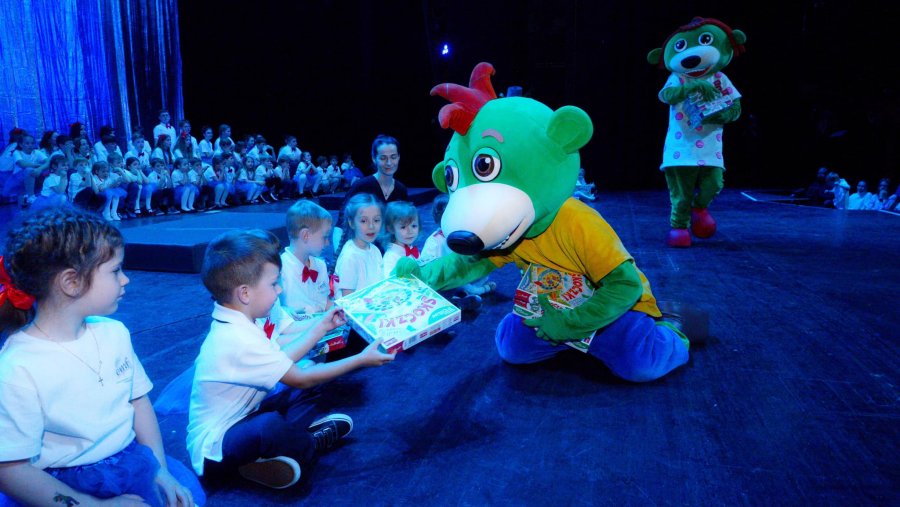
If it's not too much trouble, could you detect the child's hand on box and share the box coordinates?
[359,338,396,367]
[317,306,347,332]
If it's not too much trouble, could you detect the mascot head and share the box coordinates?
[430,62,593,255]
[647,17,746,78]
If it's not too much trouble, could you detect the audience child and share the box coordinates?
[875,178,894,210]
[247,135,272,161]
[123,156,150,217]
[276,156,293,198]
[0,206,204,506]
[92,126,114,160]
[92,161,123,221]
[198,126,215,165]
[37,130,59,160]
[172,158,197,212]
[153,110,177,145]
[260,155,282,201]
[573,168,598,201]
[213,124,232,152]
[380,201,422,278]
[278,135,303,175]
[31,154,68,210]
[318,155,340,194]
[253,156,277,202]
[334,193,384,296]
[67,156,94,207]
[174,131,196,161]
[186,158,203,209]
[237,156,264,204]
[148,157,175,214]
[12,133,49,208]
[341,154,363,189]
[56,135,76,167]
[422,194,496,301]
[825,171,851,209]
[280,200,335,315]
[0,128,25,202]
[179,120,200,156]
[68,121,89,144]
[75,136,96,167]
[152,134,175,170]
[295,151,321,197]
[848,180,877,210]
[187,229,394,490]
[107,153,131,218]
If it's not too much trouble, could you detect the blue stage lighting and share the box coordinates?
[441,43,450,56]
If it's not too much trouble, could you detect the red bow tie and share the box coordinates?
[302,265,318,283]
[263,318,275,339]
[404,244,420,259]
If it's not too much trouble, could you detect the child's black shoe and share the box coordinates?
[308,413,353,451]
[238,456,301,489]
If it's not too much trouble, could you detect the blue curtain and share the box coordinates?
[0,0,183,146]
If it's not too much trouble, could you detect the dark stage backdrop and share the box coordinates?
[178,0,900,191]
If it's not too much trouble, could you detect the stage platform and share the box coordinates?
[0,189,897,505]
[119,210,290,273]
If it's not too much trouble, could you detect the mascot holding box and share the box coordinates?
[396,62,691,383]
[647,17,746,247]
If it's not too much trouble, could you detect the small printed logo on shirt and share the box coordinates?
[115,357,133,377]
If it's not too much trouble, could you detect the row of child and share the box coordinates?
[0,191,496,503]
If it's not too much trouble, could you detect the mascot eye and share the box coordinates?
[673,39,687,52]
[444,161,459,192]
[698,32,714,45]
[471,148,502,182]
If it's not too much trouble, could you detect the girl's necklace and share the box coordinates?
[32,321,104,387]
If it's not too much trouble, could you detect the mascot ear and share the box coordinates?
[647,48,663,65]
[732,30,747,45]
[546,106,593,154]
[432,160,448,193]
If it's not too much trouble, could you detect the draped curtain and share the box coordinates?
[0,0,182,147]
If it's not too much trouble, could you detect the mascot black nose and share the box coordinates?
[446,231,485,255]
[681,56,701,69]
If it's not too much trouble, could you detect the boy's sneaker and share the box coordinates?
[238,456,301,489]
[308,413,353,451]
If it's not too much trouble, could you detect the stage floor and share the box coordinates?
[1,189,897,505]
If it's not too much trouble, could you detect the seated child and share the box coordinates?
[281,200,335,315]
[31,154,68,210]
[573,167,597,202]
[380,201,423,278]
[187,229,395,490]
[0,206,203,506]
[421,194,495,307]
[334,193,384,296]
[67,156,95,207]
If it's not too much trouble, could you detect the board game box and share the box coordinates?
[285,311,349,359]
[335,276,461,354]
[683,92,736,129]
[513,263,597,352]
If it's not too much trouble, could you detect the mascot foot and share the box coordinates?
[690,208,717,238]
[666,228,691,248]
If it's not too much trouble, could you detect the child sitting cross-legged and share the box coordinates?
[187,229,395,490]
[380,201,424,279]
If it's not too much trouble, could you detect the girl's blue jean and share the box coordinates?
[495,310,689,382]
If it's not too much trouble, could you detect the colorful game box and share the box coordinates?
[684,92,735,129]
[513,263,597,352]
[287,311,349,359]
[335,276,461,354]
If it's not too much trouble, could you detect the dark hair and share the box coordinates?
[55,135,71,148]
[201,229,281,304]
[336,193,382,255]
[155,134,170,148]
[179,119,191,129]
[39,130,57,152]
[99,125,114,137]
[316,155,328,166]
[432,193,449,222]
[200,125,213,135]
[101,134,117,146]
[212,154,224,167]
[125,156,139,167]
[15,134,34,151]
[218,124,231,136]
[48,154,67,169]
[68,122,84,139]
[284,135,296,144]
[92,161,109,175]
[0,206,123,334]
[371,134,399,160]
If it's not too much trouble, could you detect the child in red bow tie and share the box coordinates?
[380,201,423,279]
[280,200,335,317]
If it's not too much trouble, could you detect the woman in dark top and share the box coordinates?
[343,134,408,206]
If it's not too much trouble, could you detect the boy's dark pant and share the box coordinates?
[203,385,320,479]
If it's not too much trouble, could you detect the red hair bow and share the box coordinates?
[0,256,35,310]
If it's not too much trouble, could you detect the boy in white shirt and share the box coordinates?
[187,230,394,490]
[280,200,334,315]
[153,110,177,145]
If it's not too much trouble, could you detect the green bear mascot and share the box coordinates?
[395,62,691,382]
[647,17,747,247]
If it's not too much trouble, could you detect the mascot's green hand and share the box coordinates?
[522,294,585,344]
[684,80,720,103]
[393,257,422,279]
